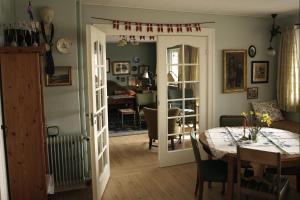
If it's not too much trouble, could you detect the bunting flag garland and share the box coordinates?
[113,20,120,29]
[167,24,173,33]
[125,22,131,30]
[146,24,153,32]
[149,36,155,40]
[136,22,142,31]
[157,24,164,32]
[186,24,192,32]
[140,36,145,40]
[91,17,215,33]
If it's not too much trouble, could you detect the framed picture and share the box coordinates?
[131,65,138,75]
[248,45,256,58]
[251,61,269,83]
[46,66,72,86]
[139,65,149,75]
[106,58,110,73]
[112,61,130,75]
[128,76,137,86]
[247,87,258,99]
[223,49,247,93]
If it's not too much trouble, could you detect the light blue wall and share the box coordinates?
[13,0,81,134]
[106,42,156,86]
[82,5,276,126]
[10,0,281,129]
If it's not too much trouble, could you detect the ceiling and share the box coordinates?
[82,0,299,17]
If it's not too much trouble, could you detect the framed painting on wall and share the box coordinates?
[46,66,72,86]
[251,61,269,83]
[223,49,247,93]
[112,61,130,75]
[247,87,258,99]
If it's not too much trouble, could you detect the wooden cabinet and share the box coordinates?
[0,46,47,200]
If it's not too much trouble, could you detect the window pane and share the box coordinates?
[168,84,183,99]
[167,134,183,151]
[184,65,199,81]
[168,117,181,135]
[168,65,182,82]
[184,45,199,64]
[184,99,200,115]
[167,45,183,65]
[185,83,200,98]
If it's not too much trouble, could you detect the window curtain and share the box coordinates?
[277,26,300,112]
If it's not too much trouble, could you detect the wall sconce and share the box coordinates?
[267,14,281,56]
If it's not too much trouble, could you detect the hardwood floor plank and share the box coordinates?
[50,133,300,200]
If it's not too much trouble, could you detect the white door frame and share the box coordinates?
[86,25,110,200]
[93,23,215,163]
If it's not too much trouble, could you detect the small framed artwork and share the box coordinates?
[128,76,137,86]
[248,45,256,58]
[139,65,149,75]
[106,58,110,73]
[251,61,269,83]
[131,65,138,75]
[46,66,72,86]
[247,87,258,99]
[223,49,247,93]
[112,61,130,75]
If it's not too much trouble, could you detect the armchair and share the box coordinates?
[143,107,180,150]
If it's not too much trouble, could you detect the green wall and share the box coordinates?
[11,0,288,130]
[106,42,156,86]
[82,5,276,126]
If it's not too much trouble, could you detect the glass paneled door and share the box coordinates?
[157,36,208,167]
[86,25,110,200]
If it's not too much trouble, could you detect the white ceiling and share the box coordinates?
[82,0,299,17]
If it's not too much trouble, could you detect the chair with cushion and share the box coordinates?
[220,115,247,127]
[190,132,228,200]
[144,107,180,150]
[237,146,289,200]
[136,93,156,128]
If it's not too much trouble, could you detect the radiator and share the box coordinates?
[47,134,89,192]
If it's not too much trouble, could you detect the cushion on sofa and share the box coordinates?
[251,100,284,122]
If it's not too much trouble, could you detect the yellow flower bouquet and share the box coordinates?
[241,111,272,142]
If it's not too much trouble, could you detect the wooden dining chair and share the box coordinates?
[237,146,289,200]
[190,132,228,200]
[219,115,247,127]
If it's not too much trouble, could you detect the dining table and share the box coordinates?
[199,127,300,200]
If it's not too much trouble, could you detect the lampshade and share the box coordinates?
[267,46,276,56]
[142,71,149,79]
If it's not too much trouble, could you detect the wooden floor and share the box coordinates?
[50,134,300,200]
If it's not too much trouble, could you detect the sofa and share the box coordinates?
[251,100,300,134]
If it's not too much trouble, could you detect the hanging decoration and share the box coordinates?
[91,17,215,33]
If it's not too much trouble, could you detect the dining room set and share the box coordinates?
[191,111,300,200]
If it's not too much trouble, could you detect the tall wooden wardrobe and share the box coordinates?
[0,46,47,200]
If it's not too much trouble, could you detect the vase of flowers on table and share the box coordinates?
[241,111,272,142]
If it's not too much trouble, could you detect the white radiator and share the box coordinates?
[47,134,89,192]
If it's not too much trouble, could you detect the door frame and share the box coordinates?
[91,23,215,163]
[86,25,110,200]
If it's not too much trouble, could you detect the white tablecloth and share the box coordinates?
[205,127,300,159]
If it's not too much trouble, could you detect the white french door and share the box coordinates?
[86,25,110,200]
[157,36,208,167]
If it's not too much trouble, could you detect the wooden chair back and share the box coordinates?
[237,146,284,200]
[190,132,203,172]
[220,115,246,127]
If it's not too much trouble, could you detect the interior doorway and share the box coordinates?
[105,37,157,137]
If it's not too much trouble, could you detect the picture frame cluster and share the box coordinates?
[223,46,270,100]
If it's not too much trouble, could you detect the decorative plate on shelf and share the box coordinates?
[56,38,72,54]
